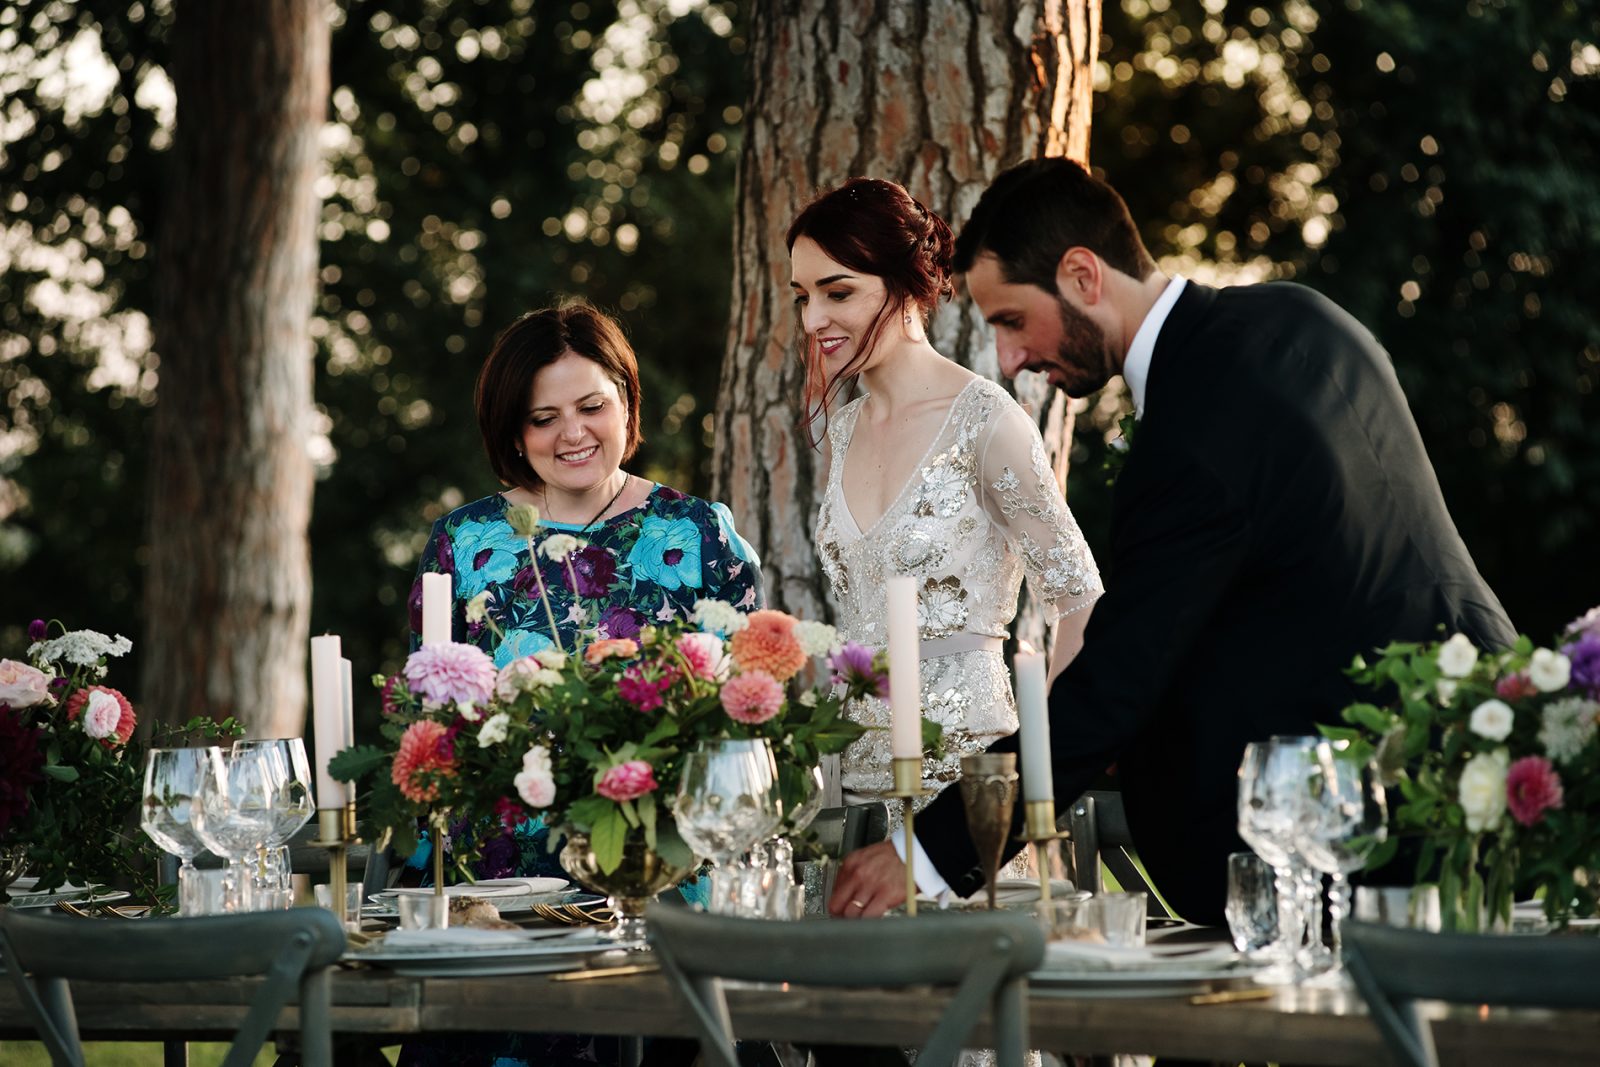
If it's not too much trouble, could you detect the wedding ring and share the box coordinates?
[850,899,867,909]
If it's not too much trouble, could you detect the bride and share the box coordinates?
[788,178,1103,914]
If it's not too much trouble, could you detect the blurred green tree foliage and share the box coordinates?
[3,0,1595,727]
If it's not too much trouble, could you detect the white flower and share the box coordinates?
[464,591,491,624]
[539,534,583,563]
[1528,648,1572,693]
[495,658,563,701]
[1436,678,1459,705]
[1436,633,1480,678]
[533,648,568,670]
[456,701,482,723]
[1458,749,1509,832]
[1468,699,1514,741]
[515,744,556,806]
[1538,696,1600,764]
[795,620,840,658]
[477,712,510,748]
[0,659,51,709]
[28,630,131,667]
[692,598,747,634]
[797,690,818,708]
[81,690,122,739]
[522,744,553,775]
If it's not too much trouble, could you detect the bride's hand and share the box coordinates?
[828,841,908,918]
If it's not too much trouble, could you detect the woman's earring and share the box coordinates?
[904,312,913,327]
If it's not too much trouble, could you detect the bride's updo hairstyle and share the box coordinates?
[786,177,955,444]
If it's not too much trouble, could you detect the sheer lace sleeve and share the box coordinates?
[978,397,1103,621]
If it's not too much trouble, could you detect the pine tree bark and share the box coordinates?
[714,0,1099,648]
[142,0,328,736]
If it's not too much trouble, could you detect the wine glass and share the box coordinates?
[192,747,283,912]
[675,739,783,913]
[1237,737,1323,979]
[233,738,315,907]
[1298,741,1387,982]
[142,747,220,915]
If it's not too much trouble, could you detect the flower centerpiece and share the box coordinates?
[0,620,145,898]
[1325,605,1600,930]
[331,585,898,884]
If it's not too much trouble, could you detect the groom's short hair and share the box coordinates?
[954,158,1157,290]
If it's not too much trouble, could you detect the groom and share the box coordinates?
[831,158,1516,925]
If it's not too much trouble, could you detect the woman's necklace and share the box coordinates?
[543,473,630,533]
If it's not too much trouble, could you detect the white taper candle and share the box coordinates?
[1014,643,1054,802]
[421,571,451,646]
[310,635,349,808]
[886,575,922,760]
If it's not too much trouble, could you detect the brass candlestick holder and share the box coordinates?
[887,757,930,917]
[957,754,1018,910]
[312,804,360,930]
[1019,797,1070,903]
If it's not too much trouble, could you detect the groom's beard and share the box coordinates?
[1050,294,1119,398]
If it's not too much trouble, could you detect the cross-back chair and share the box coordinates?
[1342,919,1600,1067]
[647,904,1044,1067]
[0,907,347,1067]
[1063,790,1173,919]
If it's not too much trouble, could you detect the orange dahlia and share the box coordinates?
[392,719,457,803]
[729,609,807,682]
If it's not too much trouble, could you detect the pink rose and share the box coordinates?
[0,659,51,709]
[515,768,556,807]
[595,760,658,802]
[82,690,123,739]
[720,670,784,725]
[1506,755,1564,827]
[676,632,731,682]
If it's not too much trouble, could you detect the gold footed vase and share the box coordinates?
[560,831,690,948]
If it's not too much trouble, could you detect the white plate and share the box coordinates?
[381,878,567,900]
[1030,960,1266,996]
[362,890,584,917]
[351,931,619,976]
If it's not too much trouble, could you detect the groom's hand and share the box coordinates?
[828,840,908,918]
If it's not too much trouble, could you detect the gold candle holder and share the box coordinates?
[312,805,360,930]
[887,757,930,917]
[1018,797,1070,903]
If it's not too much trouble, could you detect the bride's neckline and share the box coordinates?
[835,377,982,536]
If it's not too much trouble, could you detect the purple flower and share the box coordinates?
[1562,634,1600,699]
[512,564,540,598]
[828,641,889,700]
[26,619,47,641]
[657,485,686,502]
[434,530,456,574]
[570,546,617,598]
[403,642,496,707]
[601,605,644,640]
[474,831,519,880]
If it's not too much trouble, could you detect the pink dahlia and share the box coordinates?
[1505,755,1564,827]
[391,719,457,803]
[618,662,679,713]
[403,642,495,707]
[596,759,658,801]
[64,685,137,747]
[720,670,785,725]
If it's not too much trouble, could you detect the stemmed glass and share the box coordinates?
[1298,741,1387,982]
[674,739,784,914]
[192,747,283,912]
[233,738,315,909]
[1237,737,1325,979]
[141,747,220,915]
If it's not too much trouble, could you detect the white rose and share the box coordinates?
[1528,648,1572,693]
[795,620,840,658]
[522,744,553,776]
[1436,678,1459,705]
[1468,699,1514,741]
[81,690,122,739]
[539,534,582,563]
[477,712,510,748]
[1436,633,1480,678]
[1458,749,1509,832]
[514,764,556,807]
[0,659,51,709]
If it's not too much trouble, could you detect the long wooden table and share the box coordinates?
[3,964,1596,1065]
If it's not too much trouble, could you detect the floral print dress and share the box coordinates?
[398,483,762,1067]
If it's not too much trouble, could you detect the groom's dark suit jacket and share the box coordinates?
[917,281,1516,924]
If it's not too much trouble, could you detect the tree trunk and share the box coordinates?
[714,0,1099,649]
[142,0,328,737]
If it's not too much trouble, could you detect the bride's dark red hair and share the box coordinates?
[786,177,955,446]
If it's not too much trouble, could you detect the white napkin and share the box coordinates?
[385,883,527,899]
[1042,940,1240,972]
[377,927,559,952]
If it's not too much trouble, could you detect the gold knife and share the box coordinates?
[550,962,660,982]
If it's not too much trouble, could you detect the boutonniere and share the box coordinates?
[1103,412,1138,486]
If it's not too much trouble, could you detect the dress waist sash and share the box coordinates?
[919,633,1004,660]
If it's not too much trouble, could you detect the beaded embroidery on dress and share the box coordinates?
[816,376,1102,830]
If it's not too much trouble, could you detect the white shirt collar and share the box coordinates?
[1122,276,1186,418]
